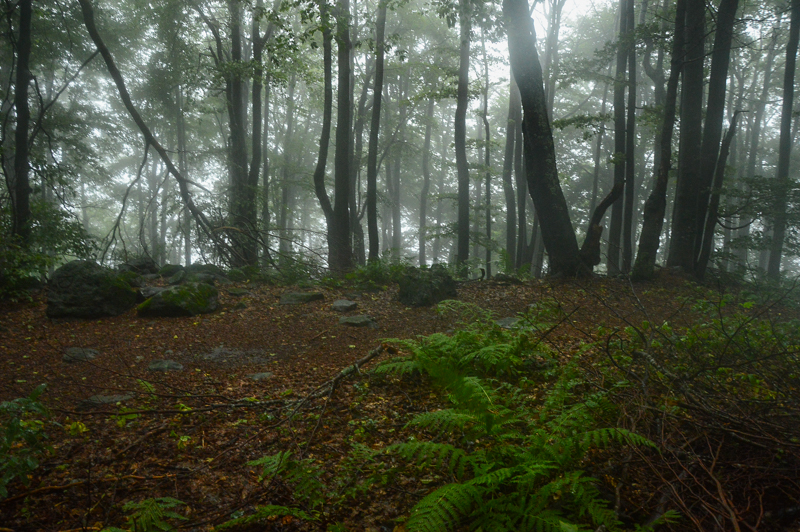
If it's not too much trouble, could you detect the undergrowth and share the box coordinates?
[223,301,662,532]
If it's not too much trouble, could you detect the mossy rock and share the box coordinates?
[47,260,138,318]
[397,264,457,307]
[280,292,324,305]
[158,264,184,278]
[137,282,219,317]
[117,270,144,288]
[227,265,262,283]
[185,263,227,278]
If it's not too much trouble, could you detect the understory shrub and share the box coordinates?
[0,384,51,499]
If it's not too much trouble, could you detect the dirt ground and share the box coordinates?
[0,273,741,531]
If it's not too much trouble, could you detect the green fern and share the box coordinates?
[405,482,479,532]
[102,497,186,532]
[214,505,313,531]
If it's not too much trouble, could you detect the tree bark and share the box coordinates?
[501,74,519,267]
[504,0,582,276]
[622,0,636,273]
[667,0,704,272]
[330,0,353,272]
[608,0,629,274]
[632,0,685,280]
[12,0,32,246]
[767,0,800,279]
[694,0,739,275]
[419,98,434,266]
[367,2,386,262]
[455,0,471,270]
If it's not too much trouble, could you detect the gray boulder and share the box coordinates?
[331,299,358,312]
[63,347,99,363]
[339,315,378,328]
[397,264,457,307]
[280,292,324,305]
[118,256,158,275]
[137,282,219,317]
[47,261,138,319]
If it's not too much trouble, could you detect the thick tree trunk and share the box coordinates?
[455,0,471,269]
[504,0,582,276]
[419,98,434,266]
[501,74,519,267]
[667,0,704,272]
[632,0,685,280]
[12,0,32,246]
[329,0,353,272]
[366,2,386,262]
[767,0,800,279]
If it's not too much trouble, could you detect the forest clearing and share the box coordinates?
[1,269,799,531]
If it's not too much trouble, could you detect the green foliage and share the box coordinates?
[102,497,187,532]
[336,254,412,291]
[0,384,50,499]
[376,302,654,532]
[0,201,96,300]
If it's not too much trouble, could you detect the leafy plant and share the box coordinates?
[0,384,51,499]
[375,302,654,532]
[102,497,187,532]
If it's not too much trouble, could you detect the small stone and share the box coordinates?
[148,360,184,371]
[63,348,99,363]
[80,394,133,409]
[331,299,358,312]
[227,288,250,297]
[496,317,519,329]
[248,372,274,381]
[339,315,378,329]
[280,292,324,305]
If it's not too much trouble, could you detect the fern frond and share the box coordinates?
[247,450,290,481]
[405,482,479,532]
[387,441,471,478]
[373,358,420,376]
[214,504,314,531]
[578,428,655,451]
[407,409,476,434]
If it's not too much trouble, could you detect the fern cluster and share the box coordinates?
[378,301,654,532]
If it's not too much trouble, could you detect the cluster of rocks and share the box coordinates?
[46,259,225,319]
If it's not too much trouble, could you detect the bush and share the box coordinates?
[0,384,51,499]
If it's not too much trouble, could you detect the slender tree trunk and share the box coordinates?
[514,90,526,268]
[697,112,741,279]
[502,74,519,267]
[433,122,448,263]
[279,75,297,258]
[608,0,629,274]
[738,22,780,267]
[694,0,739,276]
[482,30,492,277]
[767,0,800,279]
[419,98,434,266]
[351,57,373,266]
[622,0,636,272]
[12,0,32,246]
[590,83,609,216]
[632,0,685,280]
[366,2,386,262]
[455,0,471,270]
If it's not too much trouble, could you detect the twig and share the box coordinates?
[0,475,175,504]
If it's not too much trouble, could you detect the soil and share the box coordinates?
[0,272,784,531]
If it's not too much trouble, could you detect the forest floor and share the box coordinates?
[0,271,797,532]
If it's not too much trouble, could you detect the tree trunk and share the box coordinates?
[667,0,704,272]
[482,29,492,277]
[504,0,582,276]
[12,0,32,246]
[622,0,636,273]
[419,98,434,266]
[767,0,800,279]
[608,0,629,274]
[366,2,386,262]
[455,0,471,270]
[589,83,609,216]
[697,111,741,280]
[694,0,739,276]
[501,74,519,267]
[631,0,685,280]
[279,75,297,259]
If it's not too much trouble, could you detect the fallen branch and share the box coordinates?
[0,474,176,504]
